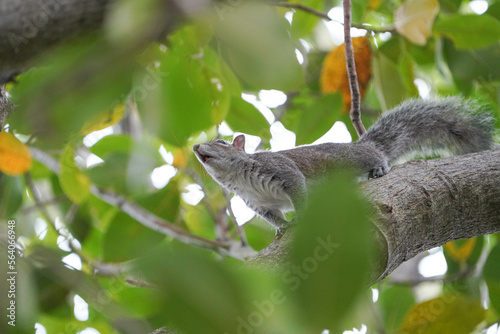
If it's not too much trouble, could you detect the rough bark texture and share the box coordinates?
[0,84,12,129]
[0,0,200,83]
[0,0,112,82]
[251,149,500,282]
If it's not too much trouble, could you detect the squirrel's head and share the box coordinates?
[193,134,247,177]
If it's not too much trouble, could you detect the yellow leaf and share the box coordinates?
[443,237,477,263]
[369,0,382,10]
[0,132,32,175]
[80,104,125,135]
[400,294,485,334]
[320,37,372,112]
[394,0,440,46]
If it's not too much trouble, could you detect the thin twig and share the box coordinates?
[343,0,366,136]
[125,278,158,289]
[276,2,330,20]
[64,202,80,224]
[91,260,129,276]
[273,91,298,123]
[20,194,68,214]
[388,267,473,286]
[24,172,58,232]
[224,191,249,246]
[275,2,395,33]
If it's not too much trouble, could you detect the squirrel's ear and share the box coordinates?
[233,135,245,151]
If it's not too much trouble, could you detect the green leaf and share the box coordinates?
[100,180,180,262]
[290,0,324,38]
[486,280,500,316]
[399,54,419,98]
[87,139,162,195]
[136,29,229,147]
[138,180,181,223]
[183,204,216,240]
[34,267,70,312]
[27,245,149,331]
[288,172,374,331]
[443,38,500,92]
[59,143,90,204]
[352,0,369,23]
[438,0,462,13]
[88,134,134,157]
[7,37,134,147]
[372,52,410,110]
[87,153,130,194]
[215,3,304,91]
[293,93,343,145]
[134,244,254,334]
[399,294,485,334]
[433,14,500,49]
[281,93,344,145]
[66,203,93,243]
[487,2,500,21]
[0,174,23,218]
[484,243,500,314]
[243,219,275,251]
[225,97,270,138]
[484,244,500,280]
[101,211,166,262]
[379,286,415,331]
[112,285,162,318]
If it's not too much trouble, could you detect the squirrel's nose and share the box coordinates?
[193,144,200,151]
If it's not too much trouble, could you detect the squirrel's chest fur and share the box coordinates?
[215,154,298,212]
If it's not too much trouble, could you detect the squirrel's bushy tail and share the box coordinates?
[358,97,495,163]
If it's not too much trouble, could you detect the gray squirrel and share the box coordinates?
[193,97,495,231]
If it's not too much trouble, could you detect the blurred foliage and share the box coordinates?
[1,0,500,333]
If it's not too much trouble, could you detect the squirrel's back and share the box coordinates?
[357,97,495,163]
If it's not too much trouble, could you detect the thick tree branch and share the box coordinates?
[0,0,202,83]
[251,150,500,282]
[0,0,112,82]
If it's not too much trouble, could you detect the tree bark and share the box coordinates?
[0,0,203,83]
[0,0,112,82]
[251,149,500,282]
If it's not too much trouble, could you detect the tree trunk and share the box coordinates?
[251,149,500,282]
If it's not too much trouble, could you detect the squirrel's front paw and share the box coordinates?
[369,165,389,178]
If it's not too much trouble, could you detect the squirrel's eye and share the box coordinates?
[215,139,226,144]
